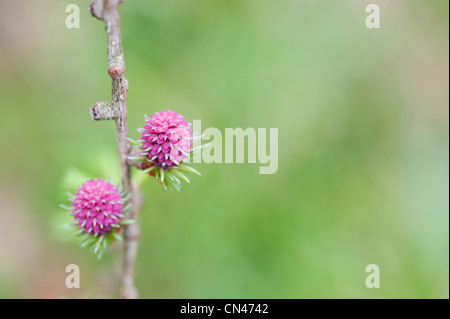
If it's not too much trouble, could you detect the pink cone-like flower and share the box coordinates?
[71,179,122,235]
[140,110,192,168]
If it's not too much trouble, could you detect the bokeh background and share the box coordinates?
[0,0,448,298]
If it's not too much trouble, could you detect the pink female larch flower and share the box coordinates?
[140,110,192,168]
[71,179,123,235]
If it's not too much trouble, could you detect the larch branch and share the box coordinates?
[90,0,140,299]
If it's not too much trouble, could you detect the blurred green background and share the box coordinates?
[0,0,448,298]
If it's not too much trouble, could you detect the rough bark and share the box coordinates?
[90,102,118,121]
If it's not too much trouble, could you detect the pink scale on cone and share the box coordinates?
[71,179,123,235]
[140,110,192,168]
